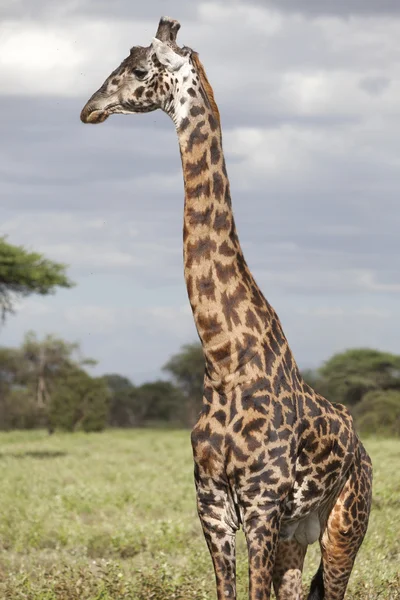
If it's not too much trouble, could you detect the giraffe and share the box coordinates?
[80,17,373,600]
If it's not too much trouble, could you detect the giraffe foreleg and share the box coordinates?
[196,481,238,600]
[244,505,282,600]
[272,538,307,600]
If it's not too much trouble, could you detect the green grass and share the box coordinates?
[0,430,398,599]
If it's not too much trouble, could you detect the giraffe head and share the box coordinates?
[80,16,193,125]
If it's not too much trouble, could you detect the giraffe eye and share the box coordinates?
[133,68,147,80]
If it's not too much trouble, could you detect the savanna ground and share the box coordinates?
[0,430,398,600]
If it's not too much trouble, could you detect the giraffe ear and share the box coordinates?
[152,38,186,71]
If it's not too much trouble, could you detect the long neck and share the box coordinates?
[172,59,280,389]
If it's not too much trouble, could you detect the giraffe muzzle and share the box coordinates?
[80,105,109,124]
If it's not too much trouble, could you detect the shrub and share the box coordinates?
[353,389,400,437]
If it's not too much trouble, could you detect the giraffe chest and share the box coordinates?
[192,419,355,537]
[192,388,357,545]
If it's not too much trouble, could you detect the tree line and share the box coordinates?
[0,334,399,436]
[0,334,203,431]
[1,236,399,436]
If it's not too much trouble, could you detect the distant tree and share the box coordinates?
[0,236,74,321]
[353,389,400,437]
[49,367,109,432]
[103,373,138,427]
[104,374,133,395]
[104,374,185,427]
[0,335,106,432]
[136,380,185,424]
[0,332,97,432]
[20,331,95,411]
[317,348,400,406]
[163,343,204,425]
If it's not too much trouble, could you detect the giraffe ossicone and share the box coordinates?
[81,16,373,600]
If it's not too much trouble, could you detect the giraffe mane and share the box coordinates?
[191,52,221,125]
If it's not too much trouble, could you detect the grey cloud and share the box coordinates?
[0,0,196,22]
[2,87,400,291]
[359,76,391,96]
[253,0,400,16]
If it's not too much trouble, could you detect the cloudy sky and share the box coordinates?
[1,0,399,384]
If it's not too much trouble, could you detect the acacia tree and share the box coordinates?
[0,333,106,432]
[317,348,400,406]
[0,236,74,321]
[20,331,96,409]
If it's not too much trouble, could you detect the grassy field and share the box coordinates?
[0,430,398,599]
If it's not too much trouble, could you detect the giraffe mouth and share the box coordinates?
[80,101,158,124]
[80,108,110,124]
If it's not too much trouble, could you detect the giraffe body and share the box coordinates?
[81,17,373,600]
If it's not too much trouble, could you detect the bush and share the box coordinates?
[353,390,400,437]
[0,388,45,430]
